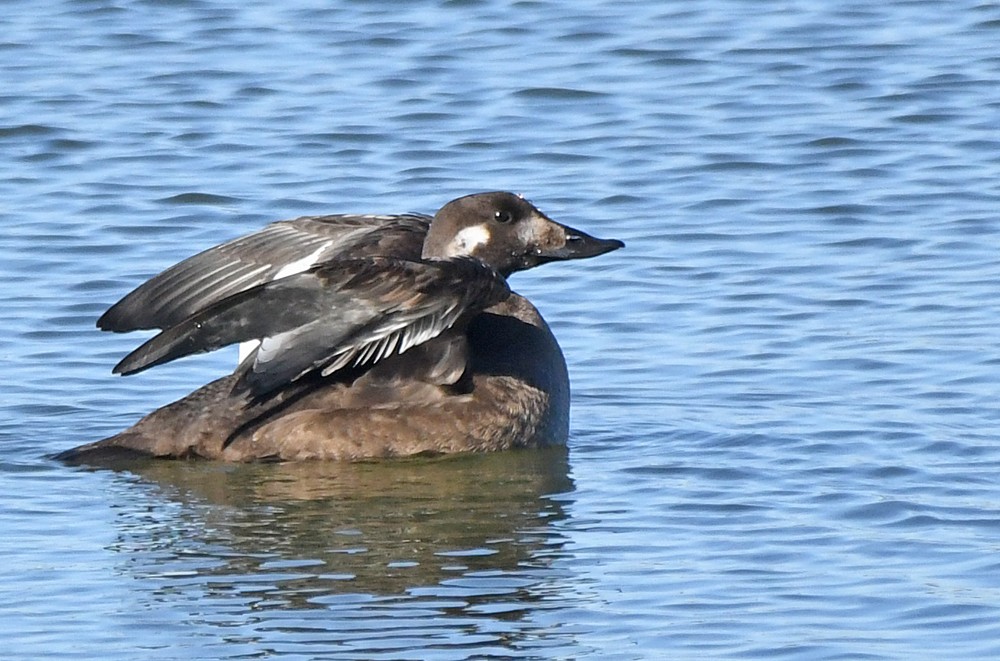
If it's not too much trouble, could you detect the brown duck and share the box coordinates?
[58,192,623,462]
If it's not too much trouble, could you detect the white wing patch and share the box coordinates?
[238,339,260,364]
[443,224,491,257]
[233,242,331,365]
[273,241,333,279]
[255,328,306,367]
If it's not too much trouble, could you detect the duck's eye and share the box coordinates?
[493,209,514,224]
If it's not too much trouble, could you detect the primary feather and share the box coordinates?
[98,213,430,332]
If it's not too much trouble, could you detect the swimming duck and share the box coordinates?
[58,192,623,462]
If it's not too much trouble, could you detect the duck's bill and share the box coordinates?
[536,222,625,264]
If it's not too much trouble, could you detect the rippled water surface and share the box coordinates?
[3,1,1000,659]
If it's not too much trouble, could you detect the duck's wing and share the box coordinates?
[112,257,510,398]
[97,213,431,332]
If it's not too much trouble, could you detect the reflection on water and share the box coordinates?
[95,448,579,655]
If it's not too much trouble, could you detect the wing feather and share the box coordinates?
[98,213,431,332]
[113,257,510,399]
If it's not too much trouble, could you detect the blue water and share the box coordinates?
[3,0,1000,658]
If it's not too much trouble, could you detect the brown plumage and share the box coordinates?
[58,192,623,463]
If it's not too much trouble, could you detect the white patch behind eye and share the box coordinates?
[273,241,332,279]
[444,224,491,257]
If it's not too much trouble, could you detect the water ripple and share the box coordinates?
[3,0,1000,658]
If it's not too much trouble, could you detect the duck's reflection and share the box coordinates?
[106,449,575,613]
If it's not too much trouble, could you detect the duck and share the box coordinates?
[57,192,623,463]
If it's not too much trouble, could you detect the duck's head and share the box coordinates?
[422,191,624,276]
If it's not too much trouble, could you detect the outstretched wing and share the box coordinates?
[97,213,431,332]
[113,257,510,398]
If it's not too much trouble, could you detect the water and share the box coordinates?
[3,0,1000,658]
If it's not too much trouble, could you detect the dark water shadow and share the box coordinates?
[92,449,578,652]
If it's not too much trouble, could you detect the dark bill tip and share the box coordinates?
[542,223,625,262]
